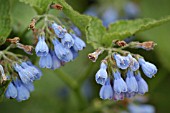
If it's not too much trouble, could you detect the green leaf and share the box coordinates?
[101,16,170,47]
[108,16,170,34]
[11,0,37,34]
[58,0,91,34]
[19,0,54,14]
[0,0,12,45]
[86,17,106,48]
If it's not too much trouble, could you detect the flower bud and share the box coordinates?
[88,49,103,62]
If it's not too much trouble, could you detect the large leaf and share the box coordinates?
[101,16,170,47]
[58,0,91,34]
[19,0,54,14]
[0,0,12,45]
[85,17,106,48]
[11,0,37,44]
[108,16,170,34]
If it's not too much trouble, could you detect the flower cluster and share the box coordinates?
[95,53,157,101]
[35,22,86,69]
[4,61,42,101]
[33,11,86,70]
[0,39,42,102]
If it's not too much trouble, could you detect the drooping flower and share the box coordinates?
[14,64,33,84]
[39,52,53,68]
[26,61,42,80]
[113,69,127,94]
[21,62,41,81]
[95,62,108,85]
[71,25,81,37]
[71,34,86,52]
[5,82,17,99]
[126,69,138,93]
[35,36,49,57]
[99,78,113,100]
[128,54,139,71]
[13,79,30,102]
[113,54,130,69]
[53,38,73,62]
[138,58,157,78]
[51,23,67,38]
[70,47,78,60]
[50,50,61,70]
[135,71,148,95]
[61,33,74,48]
[23,82,34,92]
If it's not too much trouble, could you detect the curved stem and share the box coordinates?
[77,62,94,85]
[73,88,88,110]
[54,69,78,90]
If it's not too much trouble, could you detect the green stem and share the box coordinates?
[100,47,130,55]
[73,88,88,110]
[77,62,94,85]
[54,69,78,90]
[4,44,14,51]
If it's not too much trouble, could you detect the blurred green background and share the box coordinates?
[0,0,170,113]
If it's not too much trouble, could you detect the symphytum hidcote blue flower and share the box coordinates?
[35,36,49,57]
[95,62,108,85]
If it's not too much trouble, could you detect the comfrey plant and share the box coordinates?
[0,37,42,102]
[31,4,86,70]
[88,40,157,101]
[1,0,170,112]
